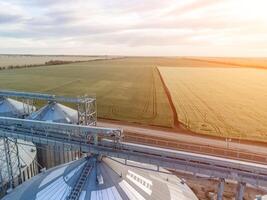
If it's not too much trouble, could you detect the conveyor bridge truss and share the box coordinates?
[0,116,266,200]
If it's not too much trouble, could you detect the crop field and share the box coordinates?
[1,56,267,141]
[159,67,267,141]
[185,57,267,69]
[0,55,109,68]
[0,57,174,127]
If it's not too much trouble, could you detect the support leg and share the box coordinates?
[0,170,4,195]
[14,139,22,185]
[3,138,14,189]
[94,134,98,145]
[217,178,225,200]
[235,182,246,200]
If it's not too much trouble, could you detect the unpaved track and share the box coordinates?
[98,120,267,163]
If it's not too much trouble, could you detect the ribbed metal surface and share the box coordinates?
[0,90,94,104]
[28,102,78,124]
[0,98,37,185]
[2,157,199,200]
[27,102,79,169]
[0,98,25,117]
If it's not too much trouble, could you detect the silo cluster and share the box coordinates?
[0,97,82,195]
[0,95,199,200]
[0,97,38,193]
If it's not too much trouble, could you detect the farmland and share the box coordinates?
[184,57,267,70]
[0,55,110,69]
[159,66,267,141]
[0,57,174,127]
[1,56,267,141]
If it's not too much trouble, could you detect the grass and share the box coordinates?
[1,55,267,141]
[159,66,267,142]
[0,57,173,127]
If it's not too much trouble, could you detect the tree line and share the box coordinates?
[0,60,85,71]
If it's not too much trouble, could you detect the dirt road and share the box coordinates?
[98,120,267,163]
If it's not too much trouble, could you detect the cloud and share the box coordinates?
[168,0,224,15]
[0,0,267,56]
[0,2,26,24]
[0,13,22,23]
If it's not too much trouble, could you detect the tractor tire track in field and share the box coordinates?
[152,68,157,118]
[138,68,158,120]
[109,67,156,121]
[141,68,152,116]
[179,80,222,136]
[156,67,180,128]
[41,79,82,93]
[175,82,210,132]
[180,80,238,136]
[140,67,157,119]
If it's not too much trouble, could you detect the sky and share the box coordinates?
[0,0,267,57]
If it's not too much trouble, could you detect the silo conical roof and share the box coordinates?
[0,97,30,117]
[28,101,78,124]
[2,157,199,200]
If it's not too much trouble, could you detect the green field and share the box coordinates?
[1,56,267,141]
[0,57,174,127]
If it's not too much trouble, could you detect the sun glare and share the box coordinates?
[233,0,267,20]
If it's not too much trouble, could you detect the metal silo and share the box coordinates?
[2,157,199,200]
[0,97,37,195]
[28,101,80,169]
